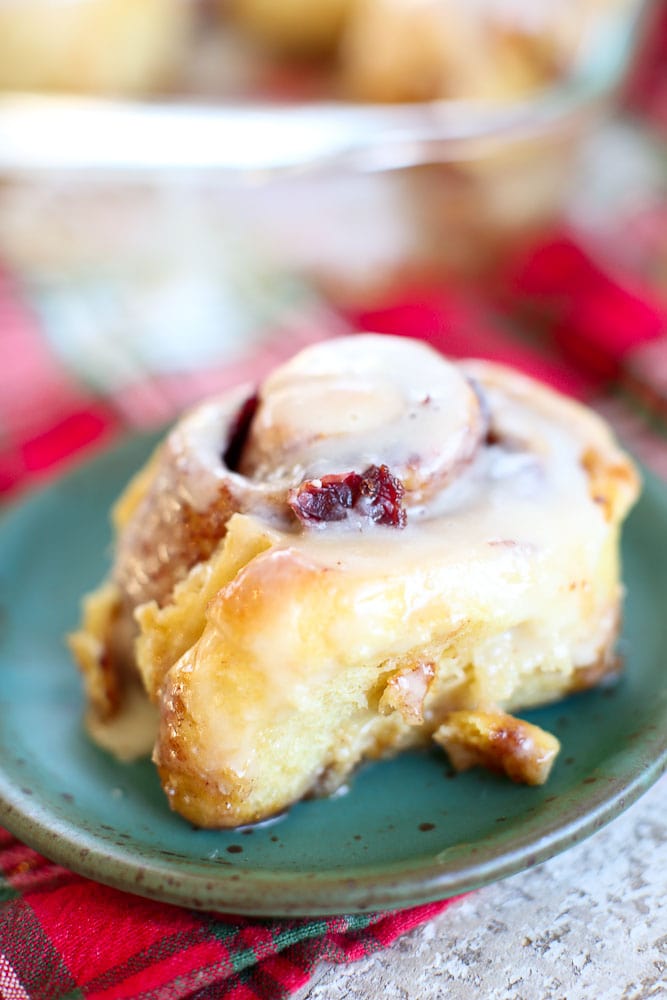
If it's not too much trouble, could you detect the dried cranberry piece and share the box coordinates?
[288,465,406,528]
[360,464,407,527]
[288,471,363,523]
[223,393,259,471]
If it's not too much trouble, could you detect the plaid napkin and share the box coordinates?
[0,825,453,999]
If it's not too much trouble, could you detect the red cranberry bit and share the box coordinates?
[360,464,407,527]
[288,465,406,527]
[288,471,363,523]
[223,393,259,471]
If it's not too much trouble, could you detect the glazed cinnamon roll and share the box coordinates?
[69,335,640,827]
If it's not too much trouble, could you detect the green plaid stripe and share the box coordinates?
[189,913,381,1000]
[206,912,375,973]
[0,880,18,904]
[233,963,287,999]
[0,833,19,905]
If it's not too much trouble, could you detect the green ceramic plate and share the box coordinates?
[0,436,666,917]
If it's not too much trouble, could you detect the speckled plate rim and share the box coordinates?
[0,727,665,916]
[0,447,666,917]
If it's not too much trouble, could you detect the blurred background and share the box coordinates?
[0,0,666,495]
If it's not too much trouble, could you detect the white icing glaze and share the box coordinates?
[239,334,485,502]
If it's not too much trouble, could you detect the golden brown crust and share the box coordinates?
[230,0,354,57]
[581,446,641,525]
[68,581,125,721]
[433,709,561,786]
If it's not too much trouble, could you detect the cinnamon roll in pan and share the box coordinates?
[69,335,640,828]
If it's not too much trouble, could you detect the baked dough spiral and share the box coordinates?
[69,334,639,827]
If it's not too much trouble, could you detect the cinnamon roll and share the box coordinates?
[0,0,191,96]
[226,0,632,104]
[69,334,640,827]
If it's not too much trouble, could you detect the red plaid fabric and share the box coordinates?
[0,829,456,1000]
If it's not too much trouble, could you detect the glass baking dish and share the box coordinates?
[0,0,652,302]
[0,0,649,173]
